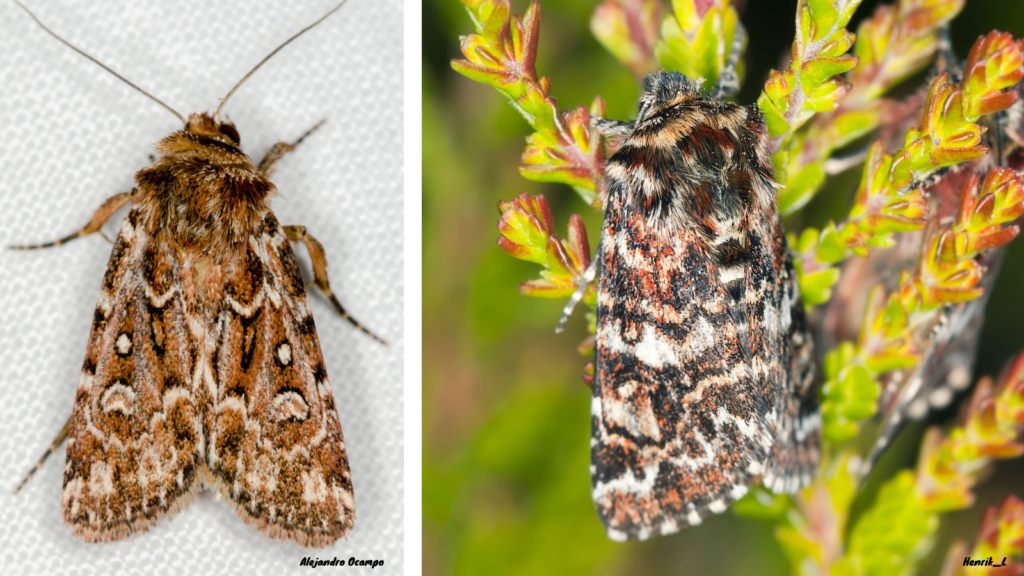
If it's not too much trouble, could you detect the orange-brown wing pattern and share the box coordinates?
[205,211,355,547]
[62,208,205,542]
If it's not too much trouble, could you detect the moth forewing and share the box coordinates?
[588,72,820,541]
[6,0,388,549]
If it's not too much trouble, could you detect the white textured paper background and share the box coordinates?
[0,1,403,574]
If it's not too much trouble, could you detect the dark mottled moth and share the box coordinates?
[10,0,385,547]
[561,71,820,541]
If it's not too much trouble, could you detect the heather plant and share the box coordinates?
[429,0,1024,573]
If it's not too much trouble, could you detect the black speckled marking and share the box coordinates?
[588,71,819,541]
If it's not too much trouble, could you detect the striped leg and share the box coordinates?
[711,22,746,100]
[14,417,71,494]
[283,225,387,345]
[8,190,133,250]
[556,241,600,334]
[257,120,326,178]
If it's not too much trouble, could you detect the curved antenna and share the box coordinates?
[14,0,186,124]
[214,0,352,120]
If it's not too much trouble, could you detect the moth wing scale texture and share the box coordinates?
[590,72,819,541]
[62,207,205,543]
[761,228,820,494]
[205,211,356,547]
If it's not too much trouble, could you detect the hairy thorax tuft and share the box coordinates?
[135,112,275,257]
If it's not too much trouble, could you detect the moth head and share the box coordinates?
[635,72,709,125]
[182,113,241,147]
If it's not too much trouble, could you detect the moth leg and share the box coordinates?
[711,22,746,99]
[8,190,133,250]
[13,416,71,494]
[257,119,327,178]
[556,242,601,334]
[282,225,388,345]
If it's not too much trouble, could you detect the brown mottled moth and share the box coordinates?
[561,71,820,541]
[10,0,385,547]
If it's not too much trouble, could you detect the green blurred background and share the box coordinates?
[422,1,1024,574]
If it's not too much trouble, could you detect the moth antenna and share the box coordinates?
[215,0,352,120]
[14,0,186,124]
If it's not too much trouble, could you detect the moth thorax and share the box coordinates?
[136,146,274,254]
